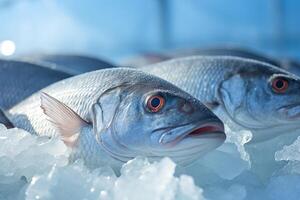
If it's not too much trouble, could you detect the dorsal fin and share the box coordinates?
[40,92,88,146]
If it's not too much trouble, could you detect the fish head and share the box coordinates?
[219,62,300,141]
[92,76,225,165]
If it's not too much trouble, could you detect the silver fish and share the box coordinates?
[6,68,225,169]
[141,56,300,143]
[0,59,71,110]
[20,54,115,75]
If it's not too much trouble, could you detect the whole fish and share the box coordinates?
[0,59,71,110]
[141,56,300,143]
[6,68,225,169]
[20,54,115,75]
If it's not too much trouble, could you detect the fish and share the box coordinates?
[0,59,71,110]
[19,54,115,75]
[141,56,300,143]
[6,68,225,169]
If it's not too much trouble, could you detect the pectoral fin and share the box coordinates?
[40,92,88,147]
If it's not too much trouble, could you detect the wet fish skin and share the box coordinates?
[0,59,71,110]
[20,54,115,75]
[7,68,225,169]
[141,56,300,143]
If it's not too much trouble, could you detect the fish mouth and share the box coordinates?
[156,120,225,146]
[187,123,224,138]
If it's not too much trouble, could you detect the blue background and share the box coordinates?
[0,0,299,62]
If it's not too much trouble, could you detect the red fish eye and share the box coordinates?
[146,95,165,112]
[272,78,289,93]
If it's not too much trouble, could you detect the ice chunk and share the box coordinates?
[224,125,251,163]
[0,124,68,200]
[3,118,300,200]
[0,124,204,200]
[26,157,205,200]
[275,135,300,162]
[26,161,116,200]
[244,132,299,181]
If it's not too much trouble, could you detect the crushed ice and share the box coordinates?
[1,123,300,200]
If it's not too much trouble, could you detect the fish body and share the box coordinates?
[0,59,71,110]
[7,68,225,169]
[20,54,115,75]
[141,56,300,143]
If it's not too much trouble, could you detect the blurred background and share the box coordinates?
[0,0,299,63]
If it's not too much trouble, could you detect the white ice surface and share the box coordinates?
[1,123,300,200]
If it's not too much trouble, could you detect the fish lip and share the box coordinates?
[185,122,225,138]
[157,120,225,146]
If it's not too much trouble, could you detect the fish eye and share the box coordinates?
[146,95,165,113]
[271,77,289,93]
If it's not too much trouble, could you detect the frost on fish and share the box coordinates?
[2,122,300,200]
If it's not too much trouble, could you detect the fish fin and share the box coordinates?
[40,92,88,147]
[0,108,14,129]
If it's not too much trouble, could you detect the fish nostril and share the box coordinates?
[180,101,194,114]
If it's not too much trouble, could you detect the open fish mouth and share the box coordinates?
[157,120,225,146]
[187,123,224,138]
